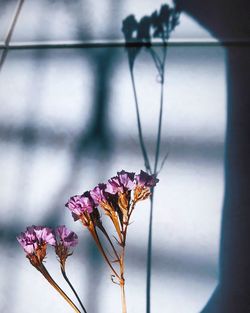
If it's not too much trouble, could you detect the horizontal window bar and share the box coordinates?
[0,38,249,50]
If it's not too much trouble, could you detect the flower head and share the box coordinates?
[90,183,107,206]
[54,225,78,269]
[55,225,78,248]
[135,170,159,187]
[17,225,55,267]
[66,193,94,221]
[134,171,159,202]
[106,170,135,194]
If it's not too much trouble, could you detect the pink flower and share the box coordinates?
[135,170,159,187]
[66,193,94,220]
[17,226,55,267]
[55,225,78,248]
[90,184,107,205]
[17,225,55,255]
[106,170,135,194]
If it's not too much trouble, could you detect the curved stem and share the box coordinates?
[90,226,121,280]
[61,266,88,313]
[39,264,81,313]
[99,225,121,263]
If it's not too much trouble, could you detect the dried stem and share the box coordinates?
[61,266,88,313]
[90,224,121,280]
[39,264,81,313]
[120,277,127,313]
[99,225,121,262]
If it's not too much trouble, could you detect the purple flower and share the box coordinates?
[66,193,94,220]
[90,183,107,205]
[135,170,159,187]
[17,226,56,267]
[106,170,135,194]
[17,225,55,255]
[55,225,78,248]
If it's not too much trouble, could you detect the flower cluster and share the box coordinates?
[17,170,159,313]
[66,170,159,244]
[65,170,158,290]
[17,225,78,269]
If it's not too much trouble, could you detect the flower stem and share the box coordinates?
[61,266,88,313]
[98,224,121,263]
[90,224,121,280]
[146,191,154,313]
[39,264,81,313]
[120,280,127,313]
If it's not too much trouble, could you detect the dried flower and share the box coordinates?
[90,183,107,206]
[135,170,159,187]
[54,225,78,270]
[55,225,78,248]
[106,170,135,194]
[134,170,159,202]
[66,193,94,222]
[17,225,55,267]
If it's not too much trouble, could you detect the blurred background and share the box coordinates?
[0,0,226,312]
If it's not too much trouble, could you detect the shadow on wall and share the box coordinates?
[174,0,250,312]
[0,0,234,312]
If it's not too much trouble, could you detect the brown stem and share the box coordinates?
[89,225,121,280]
[120,280,127,313]
[39,264,81,313]
[99,225,121,263]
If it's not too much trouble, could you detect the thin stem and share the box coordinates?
[129,66,152,174]
[99,225,121,263]
[0,0,25,72]
[120,281,127,313]
[91,225,121,280]
[39,264,81,313]
[146,190,154,313]
[61,266,88,313]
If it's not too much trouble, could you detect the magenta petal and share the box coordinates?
[90,183,107,205]
[17,225,56,255]
[135,170,159,187]
[55,225,78,248]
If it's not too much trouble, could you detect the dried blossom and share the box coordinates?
[106,170,135,195]
[90,183,107,206]
[66,193,94,224]
[17,225,55,268]
[54,225,78,270]
[134,170,159,202]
